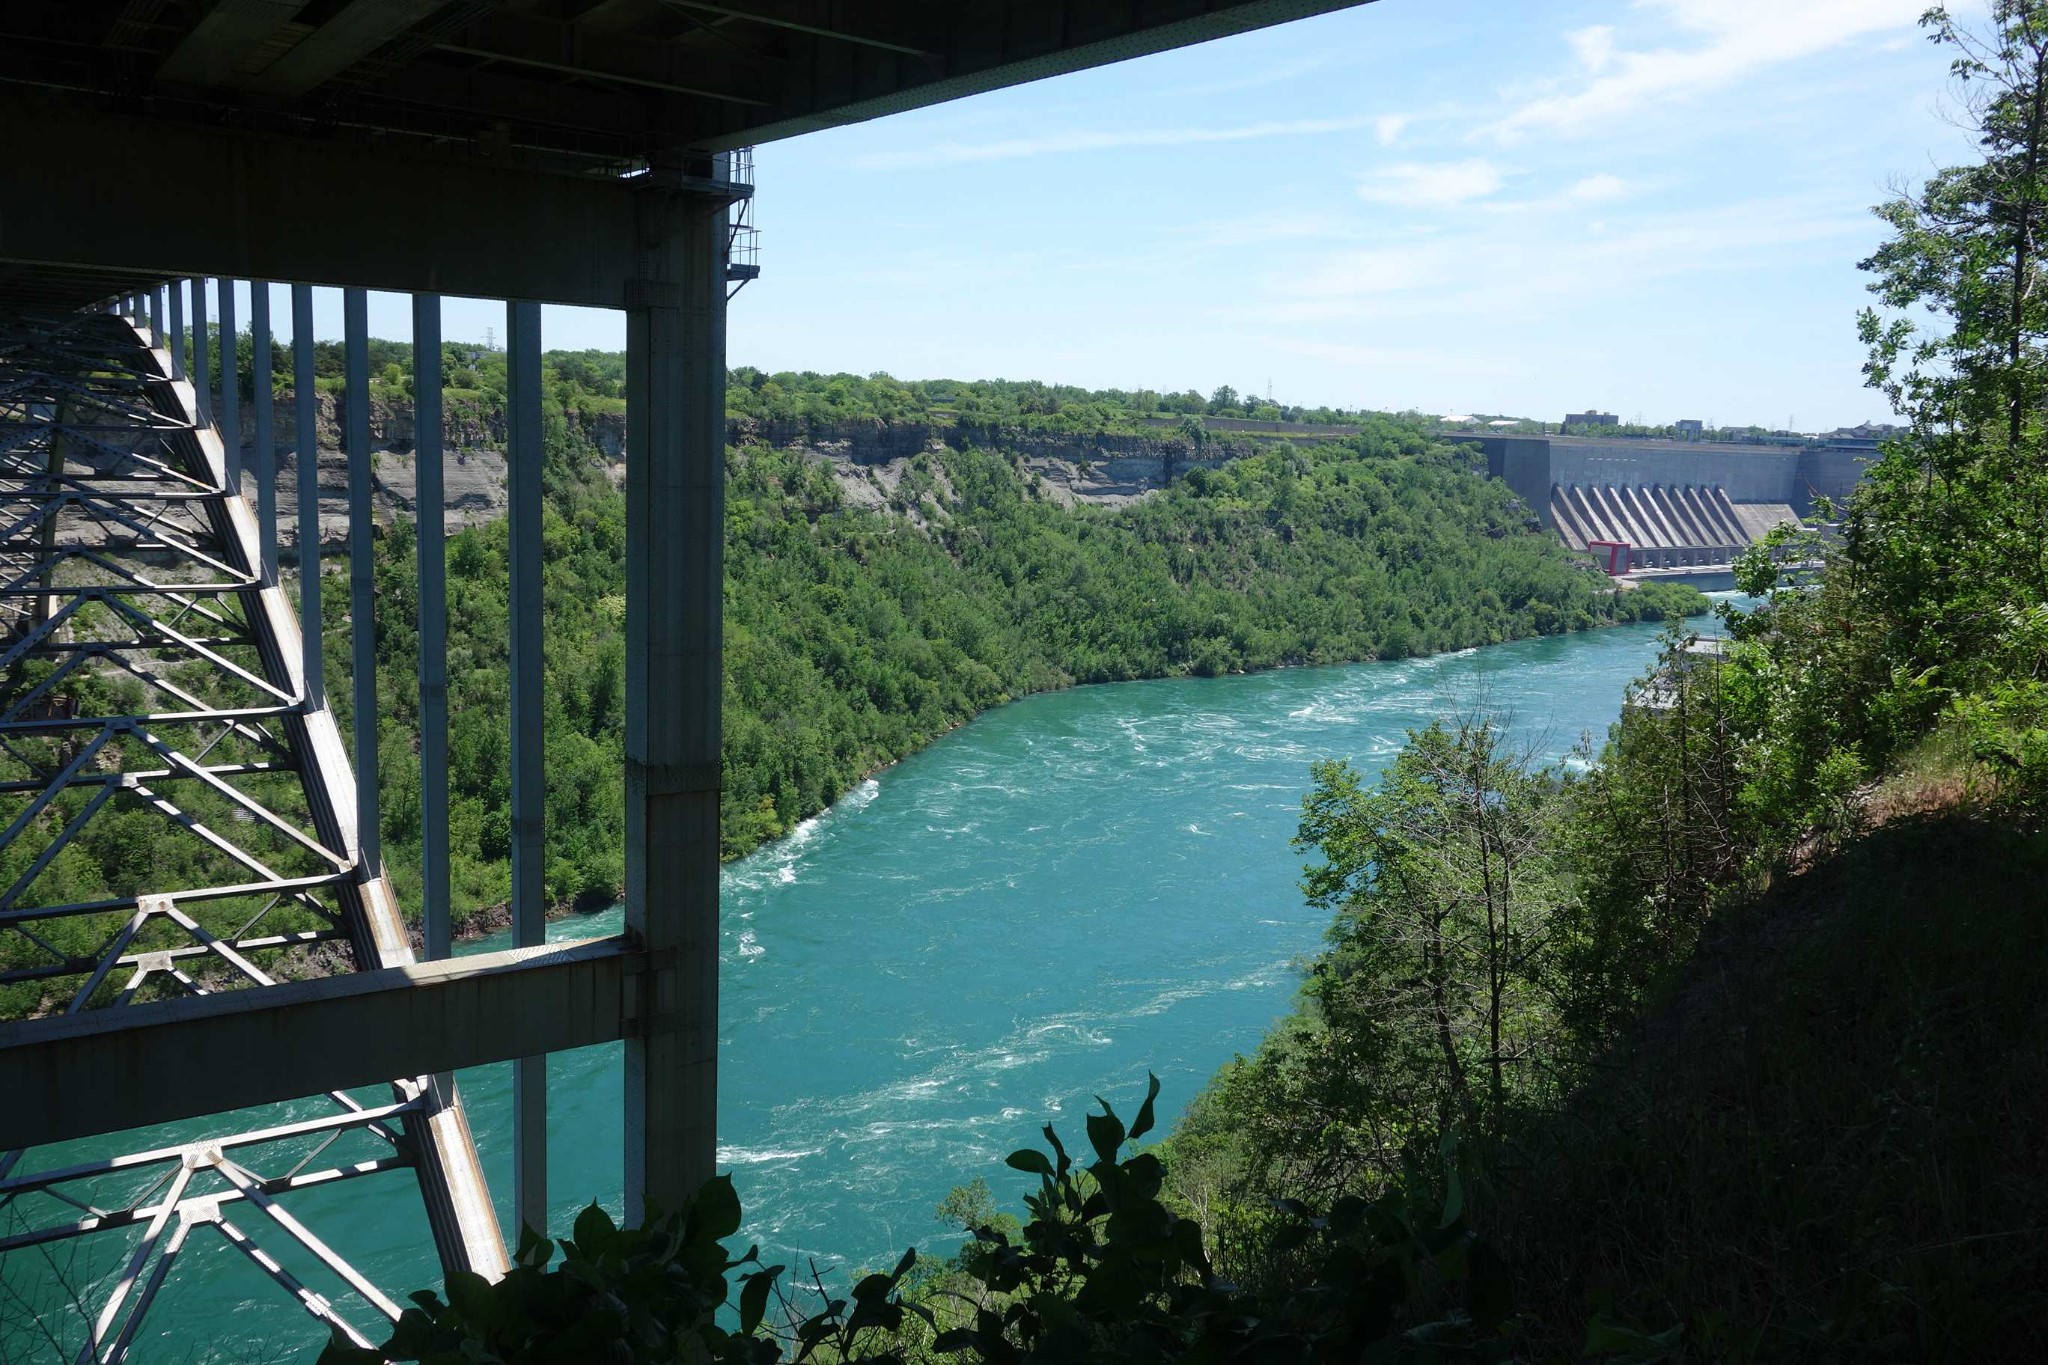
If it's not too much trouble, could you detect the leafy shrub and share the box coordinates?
[325,1079,1511,1365]
[318,1175,924,1365]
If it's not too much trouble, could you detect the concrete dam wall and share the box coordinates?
[1547,483,1794,569]
[1478,435,1869,572]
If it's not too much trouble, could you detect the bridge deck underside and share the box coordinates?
[1548,483,1796,570]
[0,309,501,1362]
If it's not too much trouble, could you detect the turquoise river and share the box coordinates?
[10,616,1696,1362]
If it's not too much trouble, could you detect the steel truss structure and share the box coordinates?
[0,304,503,1362]
[0,4,1362,1358]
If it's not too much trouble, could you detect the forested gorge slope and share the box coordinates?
[333,398,1692,922]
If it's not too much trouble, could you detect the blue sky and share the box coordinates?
[298,0,1977,430]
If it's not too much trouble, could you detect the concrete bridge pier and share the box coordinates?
[624,171,729,1222]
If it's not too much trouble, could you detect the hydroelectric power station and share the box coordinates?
[1477,434,1871,579]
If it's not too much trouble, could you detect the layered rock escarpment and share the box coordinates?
[243,398,1276,554]
[229,392,624,552]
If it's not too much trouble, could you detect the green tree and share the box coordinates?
[1297,719,1564,1148]
[1168,717,1568,1259]
[1766,0,2048,810]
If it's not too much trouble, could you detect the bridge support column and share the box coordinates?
[345,288,379,880]
[292,285,323,707]
[220,280,239,491]
[253,283,277,582]
[168,280,185,381]
[192,277,210,424]
[415,295,449,966]
[507,298,548,1238]
[623,180,727,1222]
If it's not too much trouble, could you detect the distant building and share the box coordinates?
[1675,418,1704,438]
[1564,409,1619,428]
[1820,421,1903,448]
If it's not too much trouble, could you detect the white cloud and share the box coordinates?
[1566,173,1628,204]
[852,114,1389,169]
[1287,240,1458,298]
[1262,196,1868,324]
[1568,25,1618,75]
[1490,0,1927,142]
[1374,113,1411,147]
[1474,172,1631,215]
[1356,159,1503,208]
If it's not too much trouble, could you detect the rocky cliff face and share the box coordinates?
[239,400,1254,552]
[234,392,622,549]
[261,390,628,460]
[737,417,1257,511]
